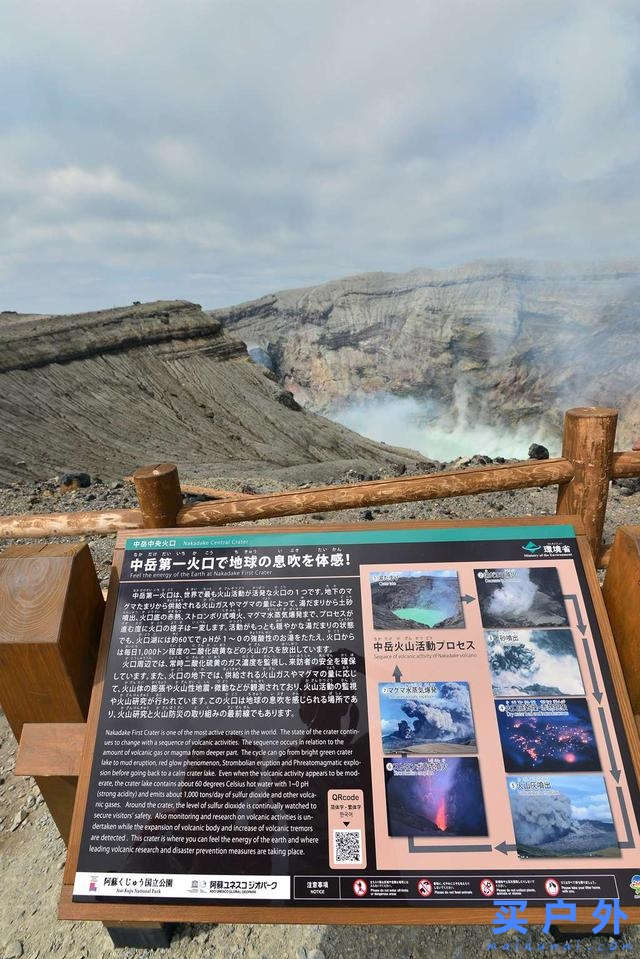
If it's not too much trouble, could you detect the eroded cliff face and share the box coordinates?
[0,300,426,484]
[217,260,640,447]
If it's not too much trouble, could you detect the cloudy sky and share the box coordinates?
[1,0,639,313]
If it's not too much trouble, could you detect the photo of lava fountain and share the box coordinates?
[495,698,600,773]
[383,756,488,837]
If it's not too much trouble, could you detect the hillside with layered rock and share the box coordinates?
[0,300,427,486]
[217,259,640,449]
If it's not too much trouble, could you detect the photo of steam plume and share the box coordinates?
[495,698,600,773]
[370,569,464,630]
[475,567,569,629]
[507,774,619,859]
[384,756,487,837]
[379,681,476,755]
[486,628,584,697]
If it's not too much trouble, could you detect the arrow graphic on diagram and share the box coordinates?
[494,841,518,855]
[392,665,403,682]
[582,638,603,704]
[460,594,476,604]
[617,787,635,849]
[408,837,492,853]
[598,707,621,782]
[563,594,587,635]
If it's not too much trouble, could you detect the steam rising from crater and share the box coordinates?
[488,569,538,619]
[330,387,556,461]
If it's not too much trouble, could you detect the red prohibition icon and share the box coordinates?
[545,877,561,897]
[417,878,434,898]
[352,878,369,897]
[479,877,496,897]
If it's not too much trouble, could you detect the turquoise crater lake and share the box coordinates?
[391,606,446,627]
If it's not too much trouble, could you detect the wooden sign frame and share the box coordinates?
[60,515,640,926]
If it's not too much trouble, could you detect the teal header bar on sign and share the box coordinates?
[125,524,576,551]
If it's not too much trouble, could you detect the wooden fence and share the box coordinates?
[1,407,639,566]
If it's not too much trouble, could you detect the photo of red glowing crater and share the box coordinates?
[383,756,488,838]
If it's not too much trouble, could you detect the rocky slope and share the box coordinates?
[0,300,429,486]
[218,259,640,448]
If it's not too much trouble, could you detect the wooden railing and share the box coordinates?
[1,407,639,567]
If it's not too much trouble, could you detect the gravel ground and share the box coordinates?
[1,463,639,959]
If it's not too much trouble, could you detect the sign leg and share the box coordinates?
[104,922,175,948]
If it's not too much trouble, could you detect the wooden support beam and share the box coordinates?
[125,475,255,500]
[15,723,86,777]
[177,457,575,528]
[133,463,182,528]
[556,407,618,558]
[603,527,640,712]
[599,544,613,569]
[0,543,104,843]
[14,723,86,848]
[179,483,255,500]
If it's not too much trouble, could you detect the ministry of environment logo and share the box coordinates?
[630,874,640,898]
[522,540,541,554]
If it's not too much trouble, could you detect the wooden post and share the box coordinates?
[133,463,182,528]
[556,407,618,558]
[0,543,104,842]
[603,526,640,711]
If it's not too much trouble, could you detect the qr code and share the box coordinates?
[333,828,362,864]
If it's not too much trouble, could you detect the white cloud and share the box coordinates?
[0,0,639,312]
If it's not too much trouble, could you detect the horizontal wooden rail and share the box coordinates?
[177,457,575,527]
[2,448,639,544]
[0,459,574,539]
[611,450,640,478]
[0,508,142,539]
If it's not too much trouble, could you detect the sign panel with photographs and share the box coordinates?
[69,522,640,910]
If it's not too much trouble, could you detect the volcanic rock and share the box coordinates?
[55,469,91,490]
[277,390,302,411]
[0,300,430,485]
[218,259,640,447]
[528,443,549,460]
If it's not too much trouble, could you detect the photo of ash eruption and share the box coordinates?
[379,681,476,755]
[496,698,600,773]
[486,628,584,696]
[384,756,487,838]
[370,569,464,630]
[507,774,619,858]
[475,567,569,629]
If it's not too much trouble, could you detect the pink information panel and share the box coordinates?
[72,522,640,910]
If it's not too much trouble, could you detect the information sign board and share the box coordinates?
[62,518,640,923]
